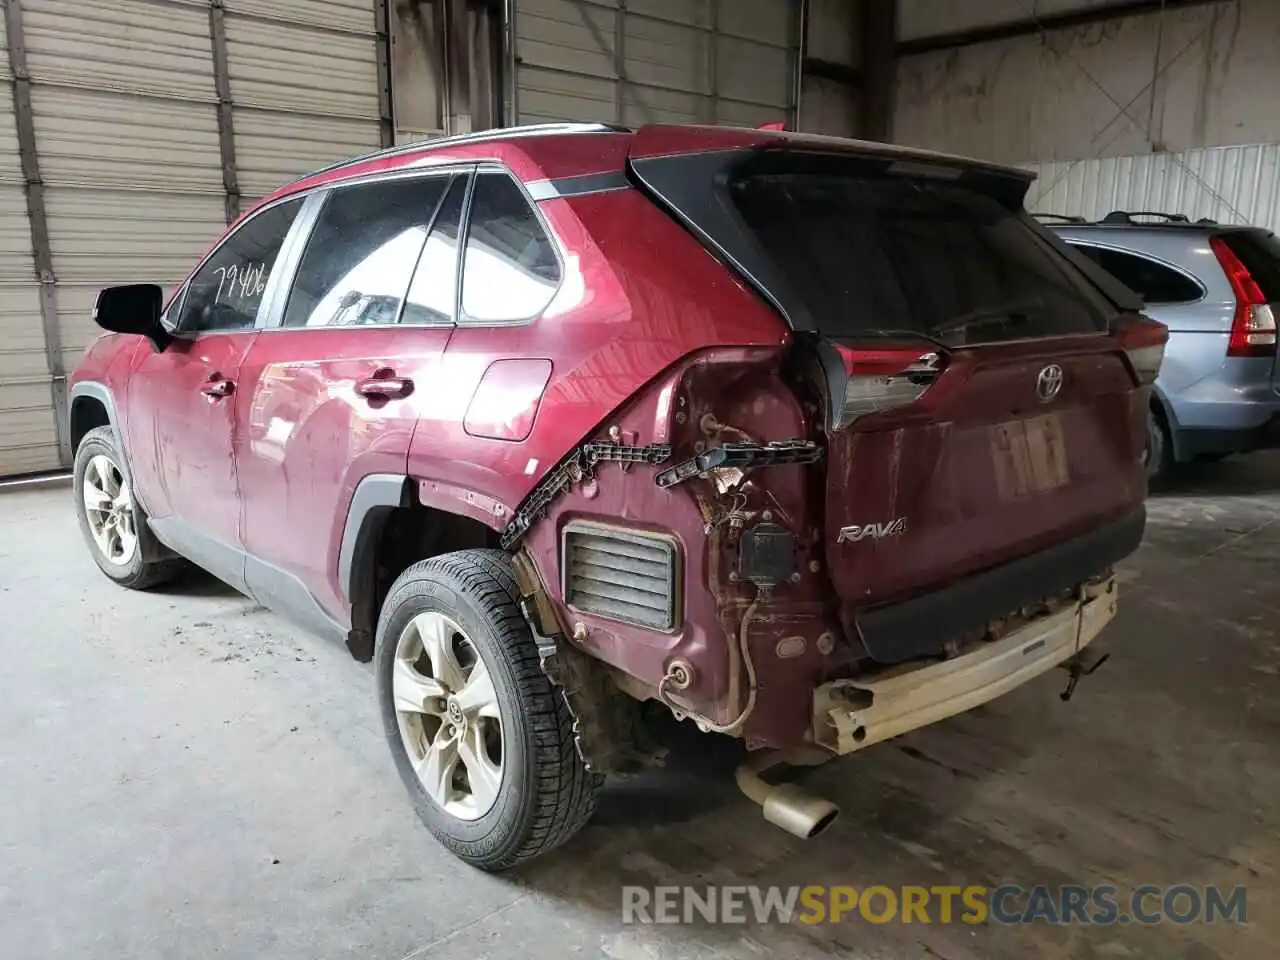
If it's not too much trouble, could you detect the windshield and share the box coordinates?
[729,157,1109,345]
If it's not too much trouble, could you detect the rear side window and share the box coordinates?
[1068,245,1203,304]
[728,158,1107,344]
[460,172,561,325]
[401,176,466,325]
[1215,231,1280,301]
[282,175,449,328]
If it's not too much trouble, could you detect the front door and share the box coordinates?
[125,196,306,588]
[234,171,467,627]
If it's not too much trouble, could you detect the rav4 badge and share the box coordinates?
[836,517,908,544]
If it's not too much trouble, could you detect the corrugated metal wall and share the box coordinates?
[225,0,384,203]
[512,0,800,128]
[26,0,225,408]
[1023,142,1280,233]
[0,0,389,478]
[0,9,55,475]
[892,0,1280,232]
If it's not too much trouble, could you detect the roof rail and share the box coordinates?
[1032,212,1087,224]
[1100,210,1192,225]
[304,122,634,180]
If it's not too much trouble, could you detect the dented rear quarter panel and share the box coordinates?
[407,186,789,522]
[406,186,850,746]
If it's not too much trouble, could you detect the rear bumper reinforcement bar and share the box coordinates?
[815,576,1117,755]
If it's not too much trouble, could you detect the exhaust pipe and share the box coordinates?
[735,751,839,840]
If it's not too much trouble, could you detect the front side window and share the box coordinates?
[282,176,451,328]
[177,197,304,333]
[460,172,561,325]
[1069,244,1203,305]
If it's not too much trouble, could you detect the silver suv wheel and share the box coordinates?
[393,611,505,821]
[374,549,601,870]
[72,426,185,590]
[82,453,138,567]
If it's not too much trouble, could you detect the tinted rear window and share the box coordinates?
[1217,230,1280,301]
[729,159,1109,345]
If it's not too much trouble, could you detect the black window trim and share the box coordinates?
[454,162,566,329]
[257,164,476,333]
[161,191,313,339]
[1065,239,1207,306]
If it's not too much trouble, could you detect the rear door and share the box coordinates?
[233,171,466,625]
[631,142,1151,613]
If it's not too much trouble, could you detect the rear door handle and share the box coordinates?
[355,375,414,400]
[201,376,235,398]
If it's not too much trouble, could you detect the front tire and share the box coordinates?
[375,549,601,871]
[73,426,184,589]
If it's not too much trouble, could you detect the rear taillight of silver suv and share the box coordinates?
[1210,235,1279,358]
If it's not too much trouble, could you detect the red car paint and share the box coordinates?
[69,123,1160,752]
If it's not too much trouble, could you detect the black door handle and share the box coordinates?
[355,375,413,400]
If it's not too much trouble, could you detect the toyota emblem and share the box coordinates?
[1036,364,1064,402]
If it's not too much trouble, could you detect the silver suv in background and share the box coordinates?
[1044,211,1280,478]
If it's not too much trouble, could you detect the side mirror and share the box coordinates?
[93,284,171,351]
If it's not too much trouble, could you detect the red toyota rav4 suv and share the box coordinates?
[69,123,1164,870]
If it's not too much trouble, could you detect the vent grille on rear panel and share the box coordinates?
[562,522,681,632]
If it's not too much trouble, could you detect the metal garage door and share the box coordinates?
[0,0,390,478]
[0,10,57,475]
[223,0,388,207]
[512,0,801,128]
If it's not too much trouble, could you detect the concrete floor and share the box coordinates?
[2,458,1277,960]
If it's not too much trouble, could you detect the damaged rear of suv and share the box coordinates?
[71,123,1163,871]
[500,127,1161,859]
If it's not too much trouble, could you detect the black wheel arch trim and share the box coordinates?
[339,474,415,598]
[68,381,133,485]
[340,473,415,660]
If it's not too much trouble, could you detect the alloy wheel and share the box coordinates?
[83,454,138,567]
[392,611,505,821]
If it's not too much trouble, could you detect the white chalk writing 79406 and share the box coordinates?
[214,261,268,304]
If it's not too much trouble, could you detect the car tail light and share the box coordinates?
[1210,235,1278,357]
[832,345,945,427]
[1112,315,1168,386]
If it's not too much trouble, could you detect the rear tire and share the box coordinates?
[375,549,601,871]
[73,426,185,589]
[1145,408,1173,482]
